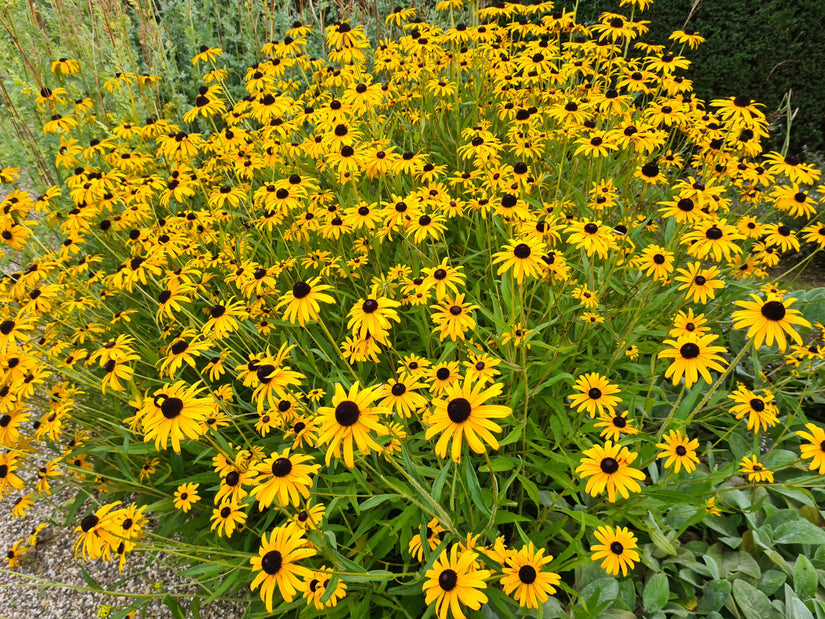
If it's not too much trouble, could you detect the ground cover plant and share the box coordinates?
[2,0,825,617]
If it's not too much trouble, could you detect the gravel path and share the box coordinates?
[0,480,246,619]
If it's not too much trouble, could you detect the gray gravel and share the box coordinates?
[0,479,246,619]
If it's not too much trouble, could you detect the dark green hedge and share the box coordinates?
[562,0,825,157]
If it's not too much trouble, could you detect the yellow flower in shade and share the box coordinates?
[594,411,638,441]
[568,373,622,418]
[408,518,445,561]
[303,566,348,610]
[140,382,214,452]
[51,58,81,75]
[500,542,561,609]
[275,277,335,326]
[210,499,247,538]
[422,544,491,619]
[425,378,512,463]
[732,294,811,350]
[173,482,200,513]
[492,237,545,284]
[292,502,326,531]
[591,526,639,576]
[656,430,700,473]
[316,382,389,468]
[250,524,316,612]
[250,449,320,509]
[658,334,727,388]
[727,384,779,432]
[739,455,773,483]
[576,441,645,502]
[430,294,478,342]
[796,423,825,474]
[705,497,722,516]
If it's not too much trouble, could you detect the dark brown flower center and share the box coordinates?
[680,343,700,359]
[261,550,282,574]
[438,569,458,591]
[292,281,311,299]
[610,541,624,554]
[271,457,292,477]
[750,398,765,412]
[518,565,537,584]
[600,457,619,474]
[447,397,472,423]
[335,400,360,426]
[161,397,183,419]
[514,243,531,259]
[761,300,786,321]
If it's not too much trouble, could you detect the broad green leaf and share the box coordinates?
[643,573,669,613]
[773,520,825,545]
[732,579,783,619]
[785,585,815,619]
[794,555,818,598]
[698,580,731,614]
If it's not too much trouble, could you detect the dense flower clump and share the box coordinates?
[1,0,824,616]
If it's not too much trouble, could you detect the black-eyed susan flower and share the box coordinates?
[73,501,122,561]
[250,523,316,611]
[302,565,347,610]
[347,296,401,340]
[422,544,491,619]
[594,411,638,441]
[732,294,811,350]
[674,262,724,304]
[658,334,727,388]
[500,542,561,609]
[492,237,545,284]
[409,518,445,561]
[173,482,200,513]
[591,525,639,576]
[463,352,501,385]
[576,441,645,502]
[316,382,389,468]
[727,384,779,432]
[656,430,700,473]
[210,499,247,538]
[740,455,773,483]
[51,57,81,75]
[140,381,214,452]
[0,452,25,499]
[250,449,320,509]
[568,373,621,418]
[276,277,335,326]
[430,295,478,342]
[669,308,710,338]
[425,378,511,463]
[635,245,674,282]
[797,423,825,474]
[4,539,29,568]
[379,376,429,418]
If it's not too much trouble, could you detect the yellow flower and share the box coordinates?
[591,526,639,576]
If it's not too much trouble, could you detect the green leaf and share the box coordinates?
[732,579,783,619]
[162,595,187,619]
[643,573,669,613]
[758,570,787,597]
[785,585,815,619]
[794,555,818,599]
[581,577,619,611]
[773,519,825,545]
[520,476,540,509]
[359,494,397,511]
[698,580,731,614]
[462,457,490,517]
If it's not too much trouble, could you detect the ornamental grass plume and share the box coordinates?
[0,0,823,616]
